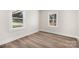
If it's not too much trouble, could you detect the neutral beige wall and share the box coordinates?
[77,11,79,37]
[0,10,39,45]
[39,10,77,38]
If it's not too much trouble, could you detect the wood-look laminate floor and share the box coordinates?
[0,31,78,48]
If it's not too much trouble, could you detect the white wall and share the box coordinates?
[0,10,39,45]
[77,11,79,37]
[78,13,79,36]
[39,10,77,38]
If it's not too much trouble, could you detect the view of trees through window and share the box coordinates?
[12,10,23,28]
[49,14,57,26]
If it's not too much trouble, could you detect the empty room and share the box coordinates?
[0,10,79,48]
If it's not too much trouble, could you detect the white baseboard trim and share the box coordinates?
[0,30,78,45]
[40,30,79,40]
[0,30,39,45]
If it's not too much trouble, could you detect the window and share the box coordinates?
[11,10,23,29]
[48,13,57,27]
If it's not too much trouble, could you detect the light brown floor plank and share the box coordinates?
[0,31,78,48]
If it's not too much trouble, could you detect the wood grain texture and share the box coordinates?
[0,31,78,48]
